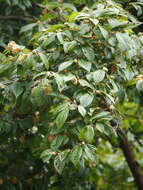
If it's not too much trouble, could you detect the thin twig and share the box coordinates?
[0,15,35,22]
[33,2,46,8]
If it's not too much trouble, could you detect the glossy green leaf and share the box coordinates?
[70,145,83,166]
[78,105,86,117]
[20,23,37,33]
[64,41,77,53]
[79,125,94,143]
[82,47,95,61]
[58,60,73,71]
[56,105,69,128]
[78,59,91,72]
[10,82,24,98]
[86,70,105,83]
[80,93,94,107]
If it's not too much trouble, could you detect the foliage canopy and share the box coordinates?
[0,0,143,190]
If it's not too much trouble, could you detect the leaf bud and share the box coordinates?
[71,77,78,85]
[103,67,108,72]
[32,126,38,134]
[109,105,116,111]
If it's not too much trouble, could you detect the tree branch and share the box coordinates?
[0,15,35,22]
[118,129,143,190]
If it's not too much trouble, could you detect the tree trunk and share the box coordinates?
[118,130,143,190]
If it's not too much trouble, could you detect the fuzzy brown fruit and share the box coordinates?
[43,84,52,94]
[19,136,26,143]
[47,135,55,142]
[12,48,21,54]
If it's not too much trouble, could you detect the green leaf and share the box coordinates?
[75,13,90,20]
[85,125,94,143]
[90,18,99,26]
[86,70,105,83]
[136,79,143,92]
[0,61,13,75]
[99,26,108,39]
[43,33,56,47]
[10,82,24,99]
[58,60,73,71]
[80,93,94,107]
[39,53,49,69]
[40,149,52,163]
[78,59,91,72]
[82,47,95,61]
[96,122,109,135]
[54,155,65,174]
[63,41,77,53]
[78,105,86,117]
[51,103,69,115]
[31,85,44,107]
[79,79,93,89]
[83,144,95,162]
[93,70,106,83]
[68,12,80,22]
[108,18,127,28]
[51,135,69,149]
[33,72,48,80]
[20,23,37,33]
[54,73,75,91]
[92,111,111,121]
[56,105,69,128]
[116,33,129,51]
[62,3,77,12]
[57,32,64,44]
[70,145,83,166]
[79,125,94,143]
[117,89,125,103]
[78,24,91,35]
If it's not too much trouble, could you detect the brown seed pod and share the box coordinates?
[47,134,55,142]
[42,8,48,14]
[43,84,52,94]
[96,90,101,95]
[11,177,17,184]
[34,115,40,123]
[111,65,118,72]
[12,48,21,54]
[89,161,94,168]
[73,58,78,63]
[109,104,116,111]
[92,35,97,39]
[19,136,26,143]
[71,78,78,85]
